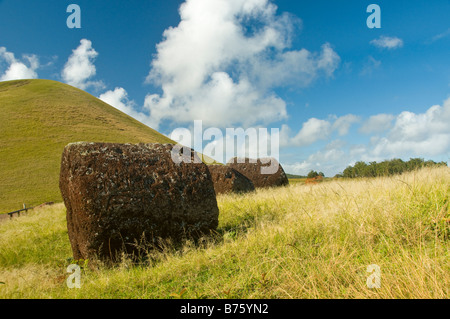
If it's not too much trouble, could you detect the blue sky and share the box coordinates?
[1,0,449,175]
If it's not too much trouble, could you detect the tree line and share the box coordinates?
[336,158,447,178]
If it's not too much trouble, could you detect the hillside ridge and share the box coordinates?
[0,79,174,213]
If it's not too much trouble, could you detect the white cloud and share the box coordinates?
[169,124,280,164]
[99,87,134,114]
[360,56,381,75]
[279,124,292,148]
[370,36,404,49]
[62,39,104,90]
[283,140,348,176]
[372,98,450,157]
[284,97,450,176]
[359,113,395,134]
[281,114,359,147]
[332,114,360,136]
[144,0,340,130]
[430,28,450,43]
[99,87,159,129]
[144,72,288,129]
[290,118,332,147]
[248,42,340,89]
[0,47,39,81]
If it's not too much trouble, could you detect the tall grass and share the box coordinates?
[0,167,448,298]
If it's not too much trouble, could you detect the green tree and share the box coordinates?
[339,158,446,179]
[343,166,355,178]
[307,170,319,179]
[353,161,368,177]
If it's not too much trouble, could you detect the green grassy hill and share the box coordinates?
[0,79,175,213]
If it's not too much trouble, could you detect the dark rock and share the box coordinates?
[207,165,255,195]
[59,142,219,262]
[226,157,289,188]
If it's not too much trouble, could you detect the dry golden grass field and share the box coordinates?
[0,166,448,299]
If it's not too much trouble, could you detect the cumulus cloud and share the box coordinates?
[370,36,404,49]
[144,0,340,129]
[169,123,280,164]
[145,73,288,129]
[247,42,340,89]
[284,98,450,176]
[0,47,39,81]
[290,118,332,147]
[332,114,360,136]
[62,39,104,90]
[99,87,159,129]
[359,113,395,134]
[281,114,359,147]
[372,98,450,157]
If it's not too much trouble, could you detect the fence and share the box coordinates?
[6,204,33,218]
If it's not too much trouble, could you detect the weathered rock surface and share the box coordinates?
[226,157,289,188]
[59,142,219,261]
[207,165,255,195]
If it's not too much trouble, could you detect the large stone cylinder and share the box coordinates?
[226,157,289,188]
[208,165,255,195]
[59,142,219,261]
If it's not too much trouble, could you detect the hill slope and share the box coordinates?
[0,79,174,213]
